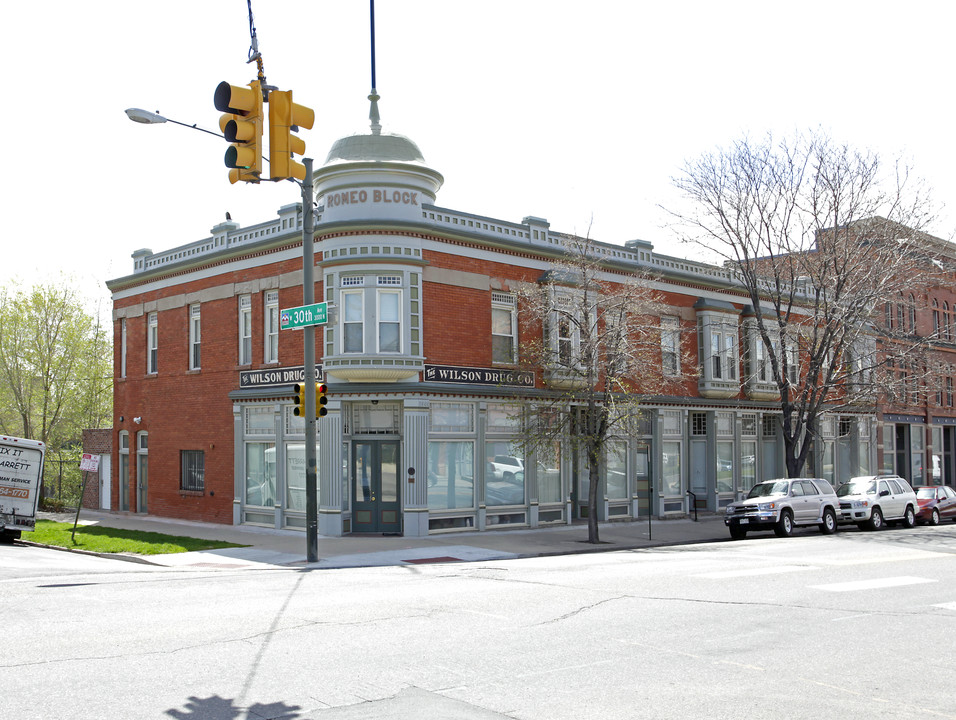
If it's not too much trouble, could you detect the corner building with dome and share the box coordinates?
[106,99,885,536]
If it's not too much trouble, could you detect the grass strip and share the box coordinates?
[28,520,246,555]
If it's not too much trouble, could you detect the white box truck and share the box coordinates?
[0,435,45,542]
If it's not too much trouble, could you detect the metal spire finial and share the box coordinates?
[369,89,382,135]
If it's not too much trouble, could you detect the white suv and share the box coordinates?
[836,475,918,530]
[724,478,839,540]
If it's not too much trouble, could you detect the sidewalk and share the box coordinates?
[35,510,729,570]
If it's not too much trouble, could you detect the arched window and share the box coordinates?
[933,298,940,337]
[945,302,952,341]
[908,294,917,333]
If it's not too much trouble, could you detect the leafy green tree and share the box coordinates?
[0,279,111,461]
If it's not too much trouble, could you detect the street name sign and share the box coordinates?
[280,302,328,330]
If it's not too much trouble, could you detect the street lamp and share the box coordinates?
[124,108,223,138]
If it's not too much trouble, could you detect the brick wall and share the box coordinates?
[81,429,112,509]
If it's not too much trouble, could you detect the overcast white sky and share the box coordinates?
[5,1,954,310]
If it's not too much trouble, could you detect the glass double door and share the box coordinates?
[352,440,401,534]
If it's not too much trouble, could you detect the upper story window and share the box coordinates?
[550,295,582,368]
[695,301,740,397]
[710,323,737,380]
[147,312,158,375]
[238,294,252,365]
[342,289,364,353]
[338,275,409,356]
[661,316,680,377]
[189,304,201,371]
[264,291,279,364]
[377,290,401,353]
[492,292,517,364]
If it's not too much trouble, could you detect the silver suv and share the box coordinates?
[836,475,917,530]
[724,478,839,540]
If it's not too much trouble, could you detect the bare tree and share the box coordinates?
[514,234,689,543]
[667,130,937,478]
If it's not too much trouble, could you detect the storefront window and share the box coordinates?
[911,428,925,485]
[740,441,756,492]
[285,441,318,512]
[246,443,276,507]
[605,440,627,500]
[538,441,563,504]
[822,442,835,484]
[485,440,525,506]
[932,426,943,482]
[716,442,734,492]
[427,441,474,510]
[662,442,681,496]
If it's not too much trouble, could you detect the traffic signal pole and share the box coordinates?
[301,157,319,563]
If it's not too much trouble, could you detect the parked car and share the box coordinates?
[724,478,839,540]
[836,475,917,530]
[486,470,525,506]
[488,455,524,480]
[914,485,956,525]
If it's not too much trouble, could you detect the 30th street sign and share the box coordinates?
[280,302,328,330]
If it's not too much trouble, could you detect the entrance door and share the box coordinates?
[99,455,111,510]
[352,440,401,534]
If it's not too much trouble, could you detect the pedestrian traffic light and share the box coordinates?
[214,80,263,184]
[317,382,329,417]
[293,382,307,417]
[268,89,315,181]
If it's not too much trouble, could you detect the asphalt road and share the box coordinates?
[3,524,956,719]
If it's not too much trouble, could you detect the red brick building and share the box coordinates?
[107,105,901,536]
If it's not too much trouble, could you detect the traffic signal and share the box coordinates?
[214,80,263,184]
[317,382,329,417]
[268,89,315,181]
[293,383,307,417]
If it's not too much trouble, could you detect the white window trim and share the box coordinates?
[238,295,252,366]
[492,292,517,364]
[342,289,364,354]
[264,291,279,364]
[661,316,680,376]
[147,312,158,375]
[120,317,127,379]
[189,304,201,371]
[551,295,582,368]
[377,289,402,353]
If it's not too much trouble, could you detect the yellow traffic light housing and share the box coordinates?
[268,89,315,181]
[215,80,263,184]
[293,383,307,417]
[317,382,329,417]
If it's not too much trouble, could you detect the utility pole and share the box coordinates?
[301,157,319,563]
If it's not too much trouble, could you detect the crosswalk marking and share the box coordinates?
[811,576,937,592]
[696,565,814,579]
